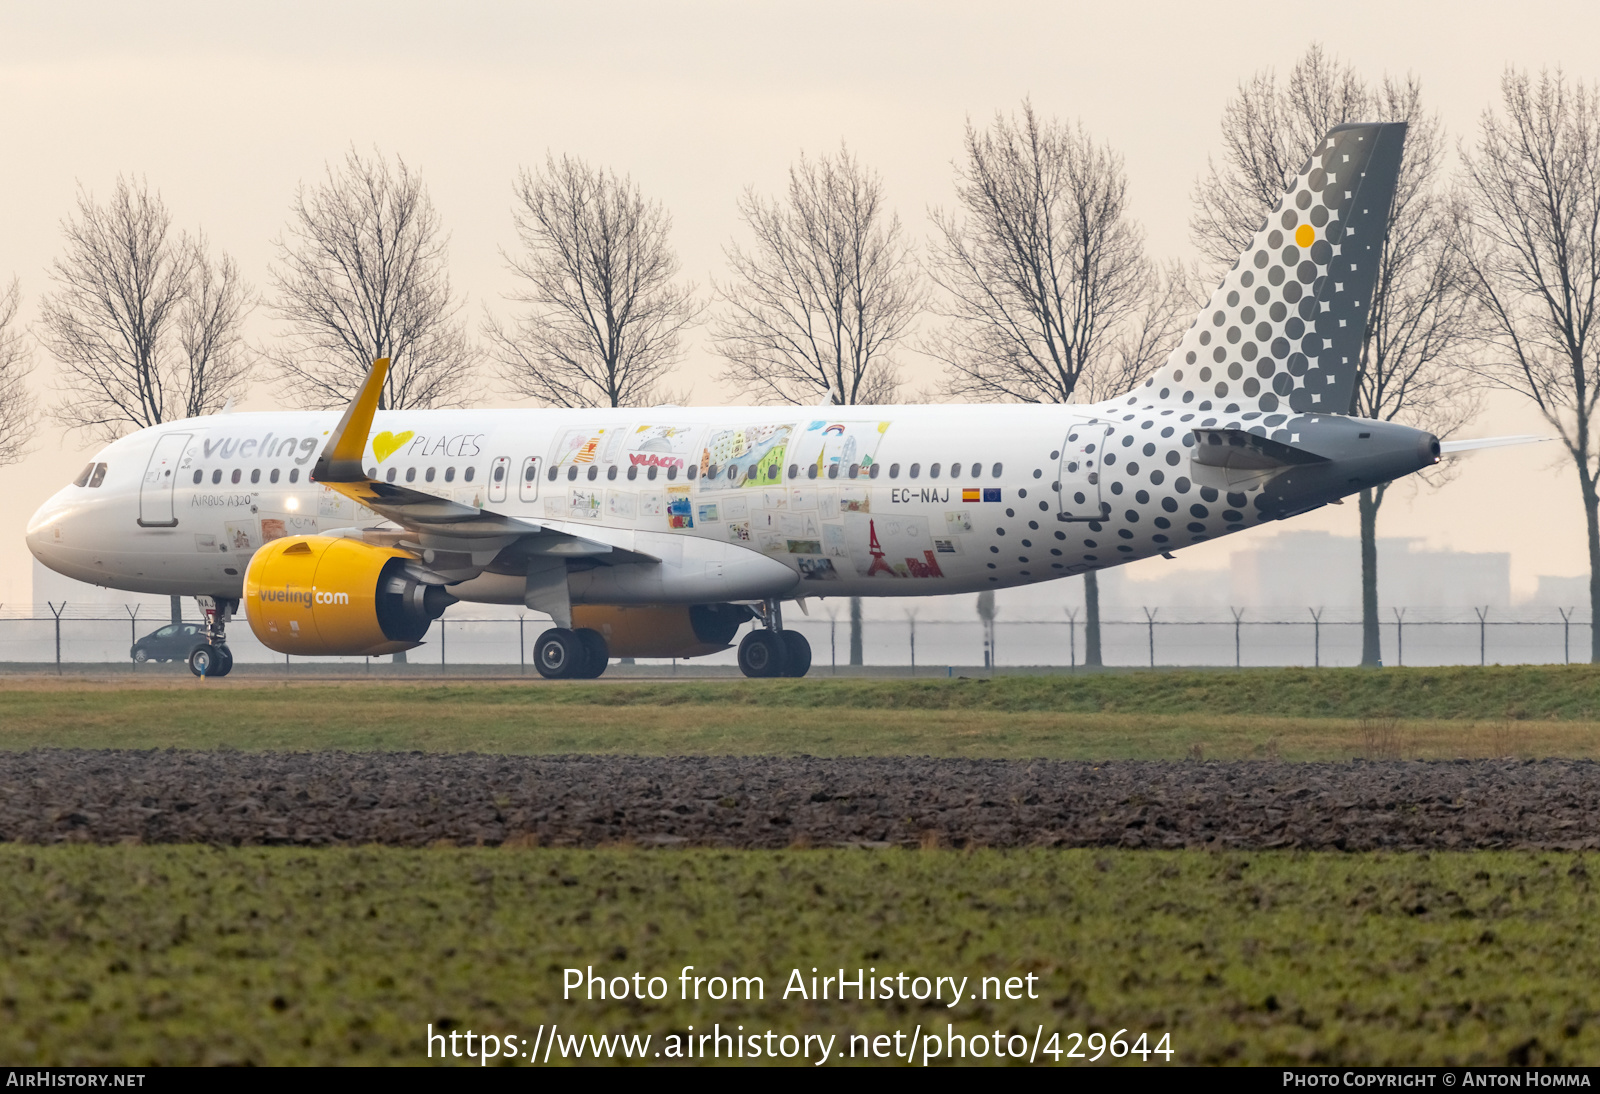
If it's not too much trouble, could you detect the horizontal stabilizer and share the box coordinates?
[1191,427,1328,472]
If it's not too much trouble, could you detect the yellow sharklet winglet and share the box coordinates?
[312,358,390,483]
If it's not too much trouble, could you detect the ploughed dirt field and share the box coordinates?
[5,749,1600,851]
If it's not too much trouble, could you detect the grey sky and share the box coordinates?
[2,0,1596,608]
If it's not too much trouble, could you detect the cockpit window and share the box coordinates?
[73,464,95,488]
[88,463,107,488]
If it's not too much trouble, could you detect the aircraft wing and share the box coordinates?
[309,359,658,571]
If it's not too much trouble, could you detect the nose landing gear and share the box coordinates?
[189,596,237,678]
[737,599,811,678]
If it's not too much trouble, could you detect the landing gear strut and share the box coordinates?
[532,626,609,680]
[738,599,810,679]
[189,596,237,678]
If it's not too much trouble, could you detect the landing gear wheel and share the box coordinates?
[779,630,811,678]
[574,628,609,679]
[738,630,789,678]
[188,645,217,678]
[212,645,234,677]
[533,628,584,679]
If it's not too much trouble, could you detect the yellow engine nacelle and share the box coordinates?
[244,535,454,657]
[572,603,752,659]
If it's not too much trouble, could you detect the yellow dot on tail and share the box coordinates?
[1295,224,1315,248]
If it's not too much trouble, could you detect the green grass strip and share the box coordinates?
[1,845,1593,1066]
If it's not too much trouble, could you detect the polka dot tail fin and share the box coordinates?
[1145,122,1408,419]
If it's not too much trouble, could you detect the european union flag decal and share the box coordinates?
[983,488,1001,502]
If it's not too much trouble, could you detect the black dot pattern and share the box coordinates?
[1144,123,1406,418]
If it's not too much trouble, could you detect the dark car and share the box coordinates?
[131,623,206,663]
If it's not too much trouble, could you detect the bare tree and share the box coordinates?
[268,147,478,411]
[926,101,1185,666]
[487,154,699,408]
[927,101,1184,407]
[0,279,37,464]
[39,178,250,442]
[716,144,922,664]
[1191,46,1477,667]
[714,144,920,407]
[175,240,252,420]
[1458,69,1600,661]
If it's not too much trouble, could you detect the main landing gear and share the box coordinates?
[533,626,610,680]
[737,599,811,679]
[189,596,237,679]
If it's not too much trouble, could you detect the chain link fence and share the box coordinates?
[2,607,1592,670]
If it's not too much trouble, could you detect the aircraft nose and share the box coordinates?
[25,489,75,564]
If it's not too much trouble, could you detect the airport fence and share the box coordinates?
[0,607,1592,670]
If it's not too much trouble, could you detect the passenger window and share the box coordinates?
[647,466,658,480]
[270,468,280,484]
[89,463,108,488]
[405,467,416,482]
[889,463,900,479]
[726,466,738,481]
[425,467,436,482]
[588,465,599,481]
[524,464,537,482]
[386,467,397,482]
[607,466,617,481]
[211,469,222,484]
[231,469,241,484]
[73,463,94,487]
[686,465,696,480]
[667,466,678,480]
[547,466,558,481]
[992,462,1003,478]
[626,465,638,481]
[788,463,798,479]
[848,463,859,479]
[192,470,203,485]
[567,466,578,481]
[827,464,838,479]
[445,467,456,482]
[949,463,960,480]
[766,464,778,480]
[250,468,260,484]
[494,464,506,483]
[806,465,818,480]
[464,466,476,482]
[289,469,299,483]
[929,463,941,478]
[971,462,982,478]
[909,463,920,478]
[367,467,376,478]
[869,463,880,479]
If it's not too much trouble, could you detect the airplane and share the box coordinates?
[23,121,1523,679]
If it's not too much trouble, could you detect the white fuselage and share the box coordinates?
[26,400,1266,605]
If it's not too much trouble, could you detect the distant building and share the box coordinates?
[1526,574,1589,608]
[1097,529,1511,615]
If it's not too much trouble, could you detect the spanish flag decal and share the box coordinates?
[962,488,981,502]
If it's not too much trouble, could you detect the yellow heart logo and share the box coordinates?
[371,430,414,463]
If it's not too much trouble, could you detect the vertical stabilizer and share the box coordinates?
[1143,122,1407,417]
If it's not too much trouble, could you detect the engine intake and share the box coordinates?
[244,535,455,656]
